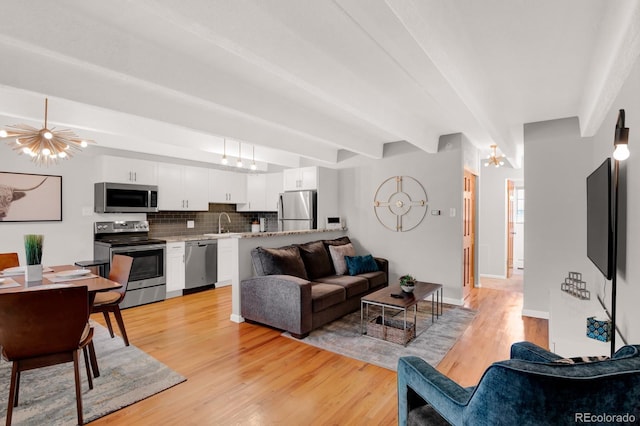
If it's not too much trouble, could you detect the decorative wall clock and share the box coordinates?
[373,176,427,232]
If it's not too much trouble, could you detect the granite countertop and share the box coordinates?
[160,228,346,243]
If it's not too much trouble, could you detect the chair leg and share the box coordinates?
[73,351,84,425]
[112,306,130,346]
[6,363,18,426]
[102,311,115,338]
[13,370,20,408]
[88,341,100,378]
[82,347,93,390]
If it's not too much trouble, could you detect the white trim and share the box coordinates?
[479,273,507,279]
[443,296,464,306]
[230,313,245,323]
[522,309,549,319]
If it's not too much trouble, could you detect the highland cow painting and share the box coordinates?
[0,172,62,222]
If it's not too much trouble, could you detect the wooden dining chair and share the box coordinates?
[0,252,19,271]
[92,254,134,346]
[0,286,94,425]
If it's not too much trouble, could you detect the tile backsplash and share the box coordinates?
[148,204,278,237]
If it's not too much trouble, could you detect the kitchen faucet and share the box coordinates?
[218,212,231,233]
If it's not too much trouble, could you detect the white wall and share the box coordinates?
[0,145,145,266]
[523,117,593,318]
[586,57,640,346]
[478,165,524,278]
[337,141,464,303]
[525,56,640,349]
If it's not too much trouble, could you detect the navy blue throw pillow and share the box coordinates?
[345,254,379,276]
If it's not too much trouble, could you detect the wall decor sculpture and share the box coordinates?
[373,176,427,232]
[0,171,62,222]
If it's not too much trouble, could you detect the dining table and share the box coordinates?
[0,264,123,378]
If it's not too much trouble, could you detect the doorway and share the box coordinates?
[507,180,525,277]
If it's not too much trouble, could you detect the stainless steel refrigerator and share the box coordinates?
[278,190,317,231]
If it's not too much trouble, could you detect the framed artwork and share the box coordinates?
[0,172,62,222]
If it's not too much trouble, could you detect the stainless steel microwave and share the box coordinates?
[94,182,159,213]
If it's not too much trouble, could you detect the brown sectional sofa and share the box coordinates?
[240,236,388,338]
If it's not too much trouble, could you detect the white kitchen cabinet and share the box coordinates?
[99,155,158,185]
[166,241,185,298]
[216,238,234,287]
[237,173,283,212]
[158,163,209,211]
[265,172,283,212]
[208,169,247,204]
[283,166,317,191]
[237,174,266,212]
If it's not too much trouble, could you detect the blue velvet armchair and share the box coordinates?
[398,342,640,425]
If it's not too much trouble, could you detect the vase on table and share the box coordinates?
[24,234,44,282]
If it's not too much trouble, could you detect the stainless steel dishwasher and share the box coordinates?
[185,239,218,290]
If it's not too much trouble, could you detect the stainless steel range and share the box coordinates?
[94,220,166,309]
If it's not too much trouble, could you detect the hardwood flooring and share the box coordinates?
[89,281,548,425]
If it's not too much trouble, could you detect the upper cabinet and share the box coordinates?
[209,169,247,204]
[283,166,317,191]
[158,163,209,211]
[236,172,282,212]
[99,155,158,185]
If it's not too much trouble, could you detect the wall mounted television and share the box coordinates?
[586,157,613,280]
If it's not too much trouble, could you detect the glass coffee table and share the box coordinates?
[361,281,443,345]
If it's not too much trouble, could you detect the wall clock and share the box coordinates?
[373,176,427,232]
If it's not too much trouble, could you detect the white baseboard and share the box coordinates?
[522,309,549,319]
[443,296,463,306]
[230,313,245,323]
[479,273,507,279]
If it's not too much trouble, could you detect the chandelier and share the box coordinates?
[485,144,505,167]
[0,98,94,166]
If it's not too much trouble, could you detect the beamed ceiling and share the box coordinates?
[1,0,639,169]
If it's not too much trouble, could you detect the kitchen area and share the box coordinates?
[91,156,342,316]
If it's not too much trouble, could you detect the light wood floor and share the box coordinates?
[90,282,548,425]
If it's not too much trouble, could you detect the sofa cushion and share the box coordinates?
[252,246,308,279]
[345,254,379,276]
[311,283,346,312]
[328,243,355,275]
[315,275,369,298]
[297,240,334,280]
[359,270,387,290]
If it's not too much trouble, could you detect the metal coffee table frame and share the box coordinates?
[360,281,443,345]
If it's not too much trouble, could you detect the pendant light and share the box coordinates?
[221,138,228,165]
[250,145,257,170]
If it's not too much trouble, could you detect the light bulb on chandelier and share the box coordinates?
[0,98,95,166]
[485,144,505,168]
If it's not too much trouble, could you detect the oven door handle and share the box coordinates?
[110,244,166,253]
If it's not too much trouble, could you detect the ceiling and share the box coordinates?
[0,0,639,169]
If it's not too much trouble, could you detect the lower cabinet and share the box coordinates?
[216,238,234,287]
[166,242,185,297]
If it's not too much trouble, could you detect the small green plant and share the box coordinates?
[399,274,416,286]
[24,234,44,265]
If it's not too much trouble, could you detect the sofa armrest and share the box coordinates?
[510,341,562,362]
[240,274,313,336]
[374,257,389,278]
[397,356,471,426]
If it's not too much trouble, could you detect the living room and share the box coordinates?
[1,1,640,424]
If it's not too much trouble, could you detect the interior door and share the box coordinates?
[507,180,515,278]
[463,170,476,299]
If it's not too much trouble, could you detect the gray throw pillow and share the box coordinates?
[328,243,355,275]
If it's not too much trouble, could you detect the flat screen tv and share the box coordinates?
[586,158,613,280]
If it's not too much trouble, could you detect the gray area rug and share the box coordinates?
[0,322,186,425]
[284,302,476,371]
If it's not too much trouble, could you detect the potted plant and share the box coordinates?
[399,274,417,293]
[24,234,44,282]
